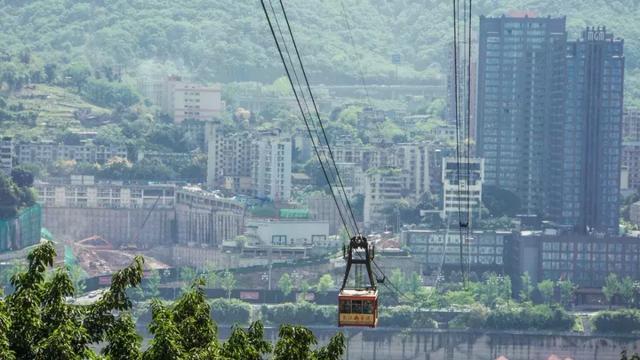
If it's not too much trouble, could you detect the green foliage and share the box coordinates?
[262,302,337,326]
[592,309,640,334]
[316,274,335,296]
[557,280,576,309]
[520,272,534,302]
[220,270,237,300]
[477,273,512,309]
[273,325,345,360]
[482,186,522,218]
[81,78,139,108]
[210,298,251,325]
[172,279,218,357]
[278,273,294,297]
[102,313,142,360]
[220,321,271,360]
[603,273,621,307]
[0,172,35,219]
[538,279,555,305]
[485,303,575,331]
[0,242,345,360]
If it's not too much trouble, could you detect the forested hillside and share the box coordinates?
[1,0,639,89]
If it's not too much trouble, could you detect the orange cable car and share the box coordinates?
[338,236,378,327]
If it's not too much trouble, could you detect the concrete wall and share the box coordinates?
[42,207,174,248]
[288,328,640,360]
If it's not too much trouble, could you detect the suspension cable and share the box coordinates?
[260,0,353,240]
[277,0,363,237]
[265,0,358,237]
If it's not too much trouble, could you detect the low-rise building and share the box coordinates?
[139,76,224,123]
[364,168,404,230]
[175,186,244,247]
[242,218,333,258]
[0,137,14,175]
[442,157,484,220]
[35,176,175,209]
[35,176,176,248]
[514,231,640,304]
[622,140,640,191]
[401,228,510,276]
[16,141,127,166]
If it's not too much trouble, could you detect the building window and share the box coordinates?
[272,235,287,245]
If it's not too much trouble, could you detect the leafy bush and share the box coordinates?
[210,298,251,325]
[485,304,574,331]
[450,304,490,329]
[592,309,640,334]
[261,302,336,326]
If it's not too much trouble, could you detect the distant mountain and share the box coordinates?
[1,0,639,93]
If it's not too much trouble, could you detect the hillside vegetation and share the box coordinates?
[1,0,639,91]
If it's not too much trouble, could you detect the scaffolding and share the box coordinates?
[0,204,42,252]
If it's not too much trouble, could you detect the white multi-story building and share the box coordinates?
[138,76,224,123]
[35,176,176,247]
[0,137,14,175]
[251,131,292,201]
[165,76,224,123]
[35,176,175,209]
[16,141,127,166]
[205,121,253,191]
[395,143,430,200]
[175,186,245,247]
[442,157,484,220]
[363,168,405,230]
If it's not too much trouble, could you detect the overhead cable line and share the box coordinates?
[260,0,354,240]
[277,0,363,238]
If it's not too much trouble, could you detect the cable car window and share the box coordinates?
[340,300,351,313]
[351,300,362,314]
[362,300,372,314]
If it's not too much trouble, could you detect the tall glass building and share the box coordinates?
[477,16,624,234]
[564,27,624,234]
[476,15,567,216]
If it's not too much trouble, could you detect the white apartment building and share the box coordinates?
[395,143,430,199]
[16,141,127,166]
[0,137,14,175]
[334,162,365,196]
[363,168,405,230]
[175,186,245,247]
[205,121,252,191]
[442,157,484,220]
[251,131,292,201]
[35,176,175,209]
[138,76,224,123]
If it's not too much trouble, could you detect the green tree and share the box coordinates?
[538,280,555,305]
[557,279,576,309]
[221,321,271,359]
[273,325,345,360]
[145,271,161,299]
[220,270,236,300]
[482,185,521,217]
[0,242,345,360]
[603,273,621,308]
[620,277,636,307]
[204,264,218,289]
[316,274,335,296]
[278,274,294,297]
[179,267,196,294]
[478,274,512,308]
[520,272,534,302]
[299,280,311,302]
[102,313,142,360]
[66,263,86,295]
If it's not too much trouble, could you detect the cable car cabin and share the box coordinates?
[338,289,378,327]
